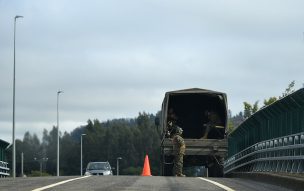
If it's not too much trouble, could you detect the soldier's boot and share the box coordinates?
[175,173,186,177]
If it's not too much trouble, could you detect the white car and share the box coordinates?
[85,162,113,176]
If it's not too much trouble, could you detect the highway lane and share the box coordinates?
[0,176,292,191]
[0,176,78,191]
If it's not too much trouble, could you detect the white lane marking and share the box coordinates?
[198,177,235,191]
[32,175,91,191]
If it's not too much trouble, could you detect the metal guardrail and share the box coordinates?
[0,161,10,178]
[224,132,304,174]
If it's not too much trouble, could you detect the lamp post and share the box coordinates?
[21,152,24,177]
[116,157,122,176]
[12,15,23,179]
[80,134,86,176]
[34,157,48,176]
[57,90,63,176]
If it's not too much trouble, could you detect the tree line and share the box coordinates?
[7,112,161,176]
[228,81,297,132]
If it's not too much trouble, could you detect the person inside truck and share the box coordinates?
[201,111,223,139]
[166,108,179,137]
[172,127,186,177]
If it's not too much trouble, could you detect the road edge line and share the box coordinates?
[31,175,91,191]
[198,177,235,191]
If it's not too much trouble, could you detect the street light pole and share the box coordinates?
[34,157,48,177]
[57,90,63,176]
[12,15,23,179]
[21,152,24,177]
[80,134,86,176]
[116,157,122,176]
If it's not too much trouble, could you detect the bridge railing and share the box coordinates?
[224,132,304,174]
[0,161,9,178]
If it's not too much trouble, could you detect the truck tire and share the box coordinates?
[163,155,174,176]
[208,161,223,177]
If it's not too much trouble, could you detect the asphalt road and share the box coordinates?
[0,176,292,191]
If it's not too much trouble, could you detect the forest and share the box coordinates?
[7,112,161,176]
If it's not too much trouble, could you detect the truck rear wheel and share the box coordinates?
[163,155,174,176]
[208,157,224,177]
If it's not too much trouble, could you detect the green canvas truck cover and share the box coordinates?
[160,88,228,139]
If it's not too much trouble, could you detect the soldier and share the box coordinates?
[168,108,178,124]
[172,127,186,177]
[201,111,223,139]
[166,108,178,137]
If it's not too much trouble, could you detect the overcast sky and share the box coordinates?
[1,0,304,143]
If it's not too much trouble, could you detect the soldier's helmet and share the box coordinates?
[176,127,183,135]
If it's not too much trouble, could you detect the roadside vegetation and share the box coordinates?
[6,112,160,176]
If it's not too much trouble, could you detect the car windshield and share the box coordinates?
[88,163,110,170]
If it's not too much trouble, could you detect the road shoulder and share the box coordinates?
[227,172,304,191]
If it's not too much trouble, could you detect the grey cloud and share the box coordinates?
[1,0,304,143]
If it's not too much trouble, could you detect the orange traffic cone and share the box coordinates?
[141,155,152,176]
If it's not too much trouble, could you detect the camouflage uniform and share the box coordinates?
[172,127,186,177]
[202,111,222,139]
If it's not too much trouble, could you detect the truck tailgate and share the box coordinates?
[162,139,227,157]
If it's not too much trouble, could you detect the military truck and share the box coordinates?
[156,88,228,177]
